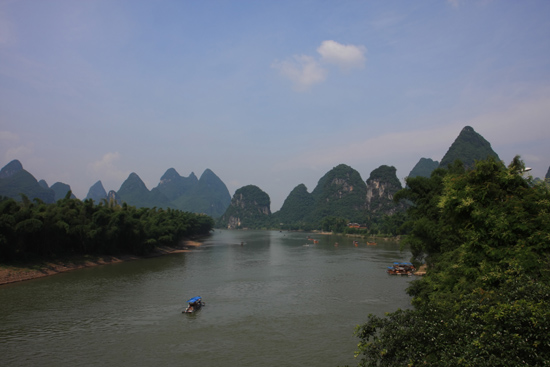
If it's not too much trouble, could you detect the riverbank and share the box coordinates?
[0,240,202,286]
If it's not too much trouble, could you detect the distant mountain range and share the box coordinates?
[216,126,536,229]
[1,126,547,225]
[0,161,231,218]
[218,163,405,229]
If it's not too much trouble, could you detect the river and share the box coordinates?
[0,230,413,367]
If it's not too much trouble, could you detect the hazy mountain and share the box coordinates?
[51,182,76,201]
[408,158,439,178]
[218,185,271,229]
[0,160,55,203]
[0,125,503,225]
[546,166,550,181]
[117,172,171,209]
[112,168,230,216]
[38,179,49,190]
[156,168,198,201]
[86,181,108,203]
[171,169,231,217]
[0,159,24,179]
[439,126,499,168]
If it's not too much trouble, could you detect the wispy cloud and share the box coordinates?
[277,89,550,177]
[448,0,460,8]
[279,126,455,172]
[0,130,18,142]
[273,40,366,91]
[317,40,366,71]
[272,55,327,91]
[87,152,129,187]
[0,131,34,163]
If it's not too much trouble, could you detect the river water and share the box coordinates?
[0,230,413,367]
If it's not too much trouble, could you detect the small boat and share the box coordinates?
[183,296,205,313]
[386,262,416,275]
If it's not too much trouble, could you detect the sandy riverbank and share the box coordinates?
[0,240,202,286]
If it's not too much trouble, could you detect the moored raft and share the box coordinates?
[386,262,416,275]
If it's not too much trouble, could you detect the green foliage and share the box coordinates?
[320,216,348,232]
[351,156,550,366]
[0,195,214,262]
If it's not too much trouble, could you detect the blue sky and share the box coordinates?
[1,0,549,211]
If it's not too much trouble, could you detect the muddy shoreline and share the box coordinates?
[0,240,202,286]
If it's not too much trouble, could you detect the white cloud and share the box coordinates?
[274,40,366,90]
[272,55,327,91]
[317,40,367,71]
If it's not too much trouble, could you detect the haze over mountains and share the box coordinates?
[1,126,546,222]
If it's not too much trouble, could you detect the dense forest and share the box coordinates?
[0,193,214,262]
[349,156,550,366]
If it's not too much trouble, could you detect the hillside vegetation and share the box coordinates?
[350,156,550,366]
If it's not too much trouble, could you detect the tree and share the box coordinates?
[350,157,550,366]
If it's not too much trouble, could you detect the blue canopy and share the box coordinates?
[187,296,202,303]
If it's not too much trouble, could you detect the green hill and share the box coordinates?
[0,160,55,203]
[273,183,314,227]
[306,164,367,224]
[85,181,108,203]
[439,126,499,168]
[408,158,439,178]
[171,169,231,217]
[51,182,76,201]
[218,185,271,229]
[156,168,198,201]
[117,173,171,209]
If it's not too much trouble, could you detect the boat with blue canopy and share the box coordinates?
[183,296,205,313]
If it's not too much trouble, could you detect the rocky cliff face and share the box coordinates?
[365,165,405,215]
[218,185,271,229]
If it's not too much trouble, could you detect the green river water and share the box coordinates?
[0,230,413,367]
